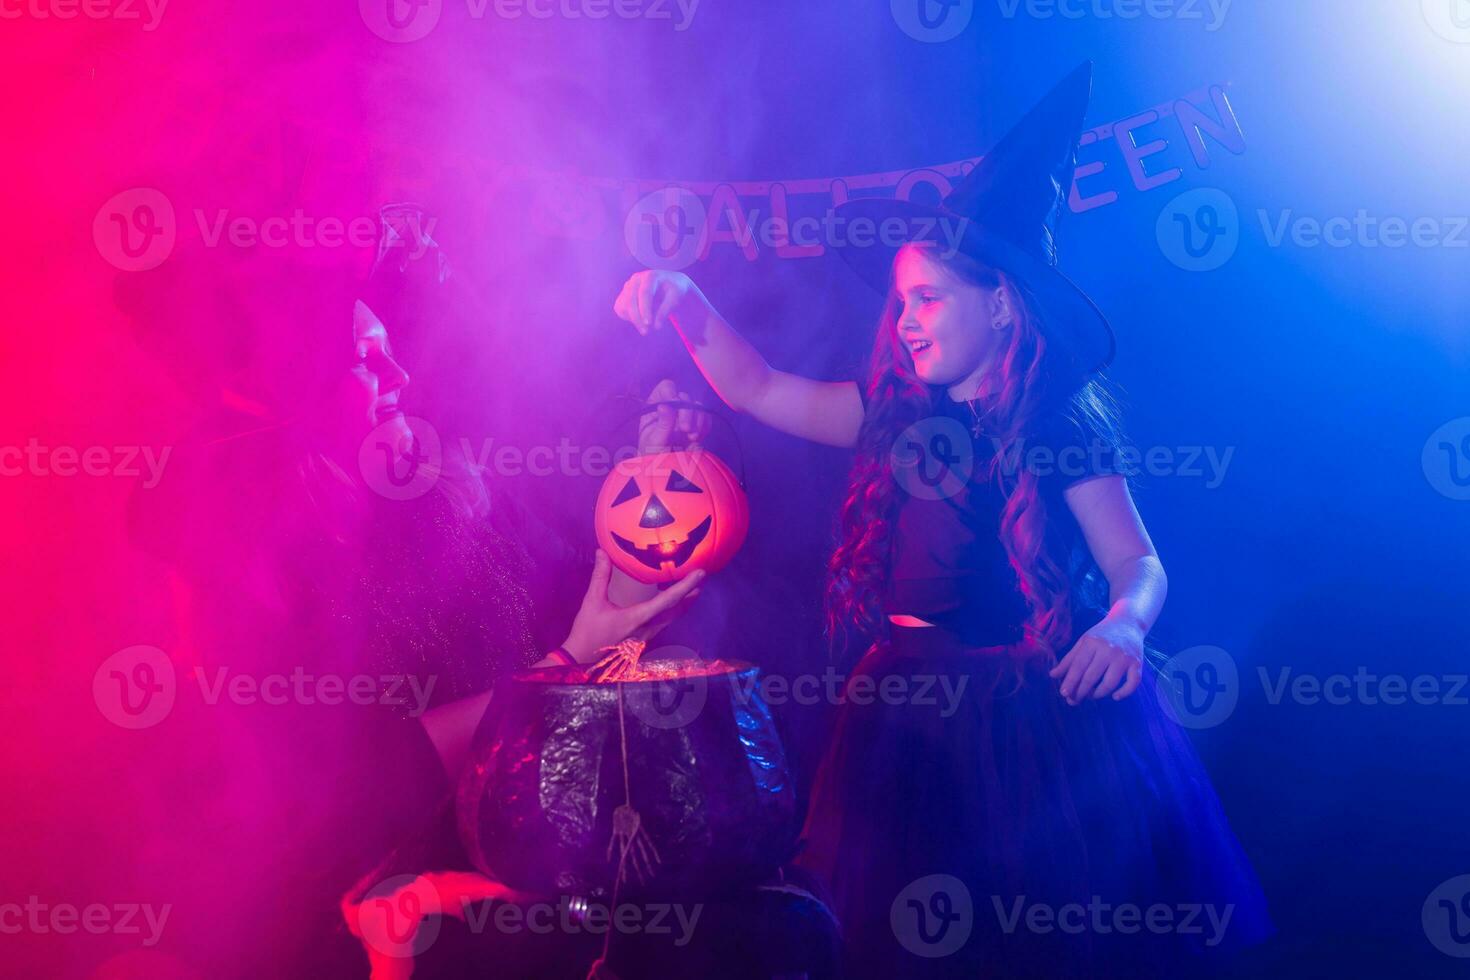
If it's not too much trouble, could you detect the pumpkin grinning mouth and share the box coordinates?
[610,516,712,571]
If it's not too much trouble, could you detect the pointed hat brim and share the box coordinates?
[832,62,1115,385]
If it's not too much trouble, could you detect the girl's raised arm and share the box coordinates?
[614,270,864,449]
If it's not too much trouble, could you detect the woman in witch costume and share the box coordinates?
[613,63,1271,977]
[119,242,710,976]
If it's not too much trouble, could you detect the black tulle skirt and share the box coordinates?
[795,624,1272,979]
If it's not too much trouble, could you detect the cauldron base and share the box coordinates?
[459,657,798,902]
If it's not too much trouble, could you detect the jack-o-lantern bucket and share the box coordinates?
[593,449,749,584]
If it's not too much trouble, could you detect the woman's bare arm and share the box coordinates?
[421,554,705,775]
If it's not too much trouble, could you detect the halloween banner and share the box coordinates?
[507,81,1247,265]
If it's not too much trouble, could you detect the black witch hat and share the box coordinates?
[834,61,1114,387]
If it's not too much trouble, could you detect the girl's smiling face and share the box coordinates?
[892,244,1016,398]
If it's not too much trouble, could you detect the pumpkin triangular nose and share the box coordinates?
[639,494,675,529]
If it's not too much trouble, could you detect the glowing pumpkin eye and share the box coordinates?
[612,477,641,506]
[666,469,703,493]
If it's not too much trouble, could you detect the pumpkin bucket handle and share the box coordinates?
[605,394,749,490]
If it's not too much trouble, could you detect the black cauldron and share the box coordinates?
[457,659,797,900]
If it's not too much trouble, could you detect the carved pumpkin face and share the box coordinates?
[593,449,749,584]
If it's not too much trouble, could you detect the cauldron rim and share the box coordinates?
[506,657,759,691]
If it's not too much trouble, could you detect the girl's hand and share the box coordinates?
[614,270,697,336]
[1049,617,1145,705]
[560,550,705,663]
[639,379,711,454]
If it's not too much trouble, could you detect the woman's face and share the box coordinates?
[333,300,412,457]
[892,245,1012,396]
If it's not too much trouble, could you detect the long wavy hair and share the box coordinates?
[824,243,1121,660]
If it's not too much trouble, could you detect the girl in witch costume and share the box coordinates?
[613,62,1271,977]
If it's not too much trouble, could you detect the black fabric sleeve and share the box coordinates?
[1030,411,1125,492]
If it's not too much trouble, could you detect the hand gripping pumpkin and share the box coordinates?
[593,448,749,584]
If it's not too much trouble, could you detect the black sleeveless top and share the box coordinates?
[884,394,1123,647]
